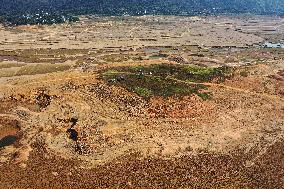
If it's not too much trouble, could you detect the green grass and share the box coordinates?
[113,63,232,83]
[129,66,145,72]
[100,64,218,100]
[102,70,124,76]
[145,76,162,82]
[182,65,232,82]
[197,92,212,100]
[133,87,153,98]
[183,65,215,76]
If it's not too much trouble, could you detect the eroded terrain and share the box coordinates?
[0,15,284,188]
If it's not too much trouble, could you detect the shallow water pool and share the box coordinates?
[0,135,18,148]
[263,42,284,48]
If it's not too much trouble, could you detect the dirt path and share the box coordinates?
[168,77,284,103]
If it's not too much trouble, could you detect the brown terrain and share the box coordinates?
[0,15,284,188]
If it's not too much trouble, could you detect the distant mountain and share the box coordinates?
[1,0,284,15]
[1,0,284,25]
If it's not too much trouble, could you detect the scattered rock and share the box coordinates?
[52,172,59,176]
[35,90,51,109]
[66,128,78,141]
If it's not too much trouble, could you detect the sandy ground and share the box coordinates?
[0,15,271,50]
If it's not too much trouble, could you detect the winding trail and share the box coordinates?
[169,77,284,104]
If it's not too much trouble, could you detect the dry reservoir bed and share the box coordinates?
[0,15,284,188]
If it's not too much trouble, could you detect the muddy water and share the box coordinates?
[0,117,21,148]
[0,135,18,148]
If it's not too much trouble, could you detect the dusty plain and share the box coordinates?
[0,15,284,188]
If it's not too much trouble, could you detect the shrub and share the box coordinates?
[133,87,152,98]
[197,92,212,100]
[183,66,216,81]
[240,71,249,77]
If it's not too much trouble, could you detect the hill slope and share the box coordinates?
[0,0,284,16]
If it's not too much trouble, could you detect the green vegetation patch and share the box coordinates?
[240,71,249,77]
[117,63,233,82]
[0,62,26,69]
[102,70,124,76]
[133,87,153,98]
[15,64,71,76]
[100,54,129,62]
[197,92,212,100]
[0,49,89,64]
[0,68,18,78]
[100,64,218,99]
[182,65,232,82]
